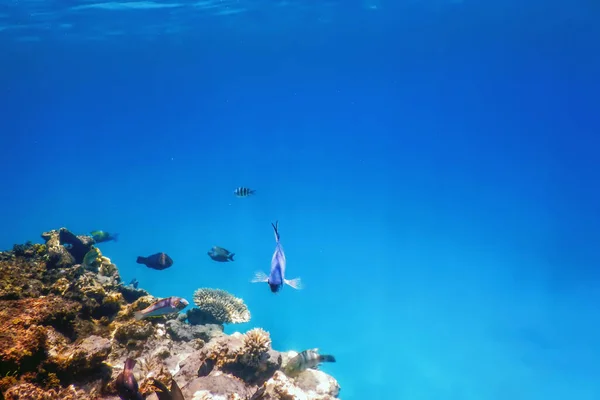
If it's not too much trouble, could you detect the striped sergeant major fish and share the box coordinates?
[251,221,302,293]
[134,296,189,320]
[283,348,336,377]
[233,187,256,197]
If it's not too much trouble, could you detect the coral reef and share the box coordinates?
[0,228,341,399]
[191,288,251,325]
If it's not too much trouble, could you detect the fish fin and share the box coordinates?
[124,358,137,371]
[136,256,145,264]
[251,271,269,283]
[112,233,119,242]
[170,378,185,400]
[149,378,169,392]
[284,277,302,290]
[134,311,145,320]
[229,253,235,261]
[321,354,336,363]
[271,221,280,242]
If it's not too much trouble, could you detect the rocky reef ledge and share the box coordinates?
[0,228,341,400]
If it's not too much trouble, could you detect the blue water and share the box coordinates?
[2,0,600,399]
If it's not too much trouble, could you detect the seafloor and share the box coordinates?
[0,228,341,400]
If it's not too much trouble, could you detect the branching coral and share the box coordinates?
[244,328,271,350]
[240,328,272,368]
[200,331,280,386]
[192,288,251,325]
[138,357,172,394]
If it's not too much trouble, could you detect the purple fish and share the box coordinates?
[115,358,143,400]
[134,296,189,320]
[251,221,302,293]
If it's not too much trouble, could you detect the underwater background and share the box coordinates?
[1,0,599,399]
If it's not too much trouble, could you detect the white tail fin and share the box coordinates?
[284,277,303,290]
[134,311,145,320]
[251,271,269,283]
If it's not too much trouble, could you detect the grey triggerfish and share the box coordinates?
[136,252,173,270]
[115,358,143,400]
[134,296,189,320]
[90,230,119,243]
[208,246,235,262]
[283,348,336,376]
[251,221,302,293]
[150,377,185,400]
[234,187,256,197]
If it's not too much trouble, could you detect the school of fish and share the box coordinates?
[87,187,335,400]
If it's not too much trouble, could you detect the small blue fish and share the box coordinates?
[251,221,302,293]
[134,296,189,320]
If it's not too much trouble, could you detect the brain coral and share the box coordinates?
[192,288,250,324]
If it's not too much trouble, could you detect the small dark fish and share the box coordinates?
[251,221,302,293]
[207,246,235,262]
[91,230,119,243]
[115,358,143,400]
[137,252,173,270]
[134,296,189,320]
[234,187,256,197]
[128,278,139,289]
[283,348,336,376]
[198,358,215,377]
[150,378,185,400]
[248,384,266,400]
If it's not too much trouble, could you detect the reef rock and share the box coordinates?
[166,316,224,342]
[0,295,81,375]
[0,243,47,300]
[0,229,342,399]
[295,369,341,398]
[183,372,254,399]
[41,228,94,269]
[51,335,112,380]
[257,370,340,400]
